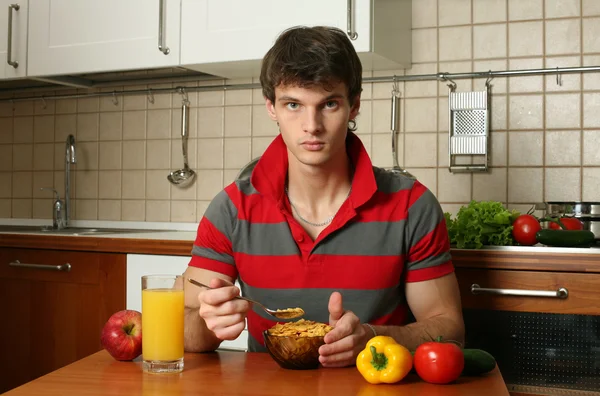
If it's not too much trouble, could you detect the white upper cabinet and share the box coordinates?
[181,0,412,78]
[0,0,28,80]
[27,0,181,77]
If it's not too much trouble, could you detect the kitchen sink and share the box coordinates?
[0,225,175,236]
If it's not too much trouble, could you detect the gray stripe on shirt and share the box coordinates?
[232,220,299,256]
[405,188,445,251]
[203,189,238,239]
[313,220,406,256]
[191,245,234,265]
[373,166,416,193]
[238,281,403,325]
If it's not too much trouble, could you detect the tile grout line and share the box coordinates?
[436,0,440,201]
[579,0,584,201]
[506,0,511,206]
[469,0,474,202]
[541,0,547,204]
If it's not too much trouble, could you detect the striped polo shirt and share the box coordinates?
[189,132,453,352]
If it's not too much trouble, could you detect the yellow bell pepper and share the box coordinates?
[356,335,413,385]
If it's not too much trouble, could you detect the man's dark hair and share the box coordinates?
[260,26,363,103]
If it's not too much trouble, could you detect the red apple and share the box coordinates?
[100,310,142,361]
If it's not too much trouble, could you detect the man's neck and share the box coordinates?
[286,153,353,213]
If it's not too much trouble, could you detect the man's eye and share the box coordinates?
[286,103,299,110]
[325,101,338,109]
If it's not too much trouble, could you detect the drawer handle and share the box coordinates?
[471,284,568,299]
[9,260,71,272]
[157,0,170,55]
[7,3,20,68]
[346,0,358,40]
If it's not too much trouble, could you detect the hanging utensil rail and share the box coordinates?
[2,65,599,103]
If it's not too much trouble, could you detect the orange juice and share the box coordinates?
[142,288,184,361]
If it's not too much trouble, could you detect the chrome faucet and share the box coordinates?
[40,188,66,230]
[65,134,76,227]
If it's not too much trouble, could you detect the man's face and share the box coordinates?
[265,82,360,168]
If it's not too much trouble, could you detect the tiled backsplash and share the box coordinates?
[1,0,600,223]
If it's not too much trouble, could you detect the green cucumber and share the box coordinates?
[462,349,496,376]
[536,229,596,247]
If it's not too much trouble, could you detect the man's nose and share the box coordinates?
[302,108,323,134]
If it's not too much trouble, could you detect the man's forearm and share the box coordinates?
[370,315,465,351]
[184,307,222,352]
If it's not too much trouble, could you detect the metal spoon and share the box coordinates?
[168,102,196,187]
[186,278,304,320]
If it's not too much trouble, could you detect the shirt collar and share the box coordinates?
[250,132,377,209]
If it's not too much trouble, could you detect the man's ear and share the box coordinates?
[265,98,277,121]
[349,95,361,120]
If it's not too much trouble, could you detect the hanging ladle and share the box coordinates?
[389,80,416,180]
[168,99,196,187]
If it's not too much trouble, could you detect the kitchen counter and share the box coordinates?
[1,227,600,272]
[4,350,510,396]
[0,229,196,256]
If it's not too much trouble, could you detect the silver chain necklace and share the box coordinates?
[285,186,352,227]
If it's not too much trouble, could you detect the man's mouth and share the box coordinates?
[302,141,325,151]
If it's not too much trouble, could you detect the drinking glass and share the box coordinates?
[141,275,185,373]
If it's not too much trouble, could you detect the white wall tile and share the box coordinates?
[509,0,543,20]
[546,94,581,129]
[545,19,581,55]
[545,131,581,166]
[508,168,543,202]
[412,0,437,28]
[474,0,507,23]
[509,131,543,166]
[545,0,581,18]
[545,167,581,201]
[509,95,544,130]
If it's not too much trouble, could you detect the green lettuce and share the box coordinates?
[445,201,520,249]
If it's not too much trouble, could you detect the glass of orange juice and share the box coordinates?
[141,275,184,373]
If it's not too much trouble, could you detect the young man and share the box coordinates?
[183,26,464,368]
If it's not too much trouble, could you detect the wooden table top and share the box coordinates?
[5,350,509,396]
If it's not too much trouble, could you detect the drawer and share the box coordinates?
[455,268,600,315]
[0,248,103,284]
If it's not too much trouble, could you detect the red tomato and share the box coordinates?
[548,217,584,230]
[512,214,542,246]
[414,340,464,384]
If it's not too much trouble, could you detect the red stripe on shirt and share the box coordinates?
[408,219,451,263]
[247,310,278,347]
[194,216,233,257]
[405,261,454,283]
[408,181,427,208]
[370,304,409,326]
[188,256,237,279]
[234,253,404,290]
[354,190,411,222]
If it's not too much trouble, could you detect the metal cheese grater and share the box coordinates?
[447,79,492,173]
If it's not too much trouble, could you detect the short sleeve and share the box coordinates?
[189,188,238,279]
[403,181,454,282]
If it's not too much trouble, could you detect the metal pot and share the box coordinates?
[542,202,600,241]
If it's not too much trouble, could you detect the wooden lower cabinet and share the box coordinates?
[455,266,600,396]
[0,248,126,394]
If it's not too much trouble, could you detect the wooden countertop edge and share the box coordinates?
[0,234,194,256]
[451,249,600,273]
[1,234,600,272]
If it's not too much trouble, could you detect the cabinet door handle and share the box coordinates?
[157,0,170,55]
[346,0,358,40]
[7,3,20,68]
[471,284,568,299]
[9,260,71,272]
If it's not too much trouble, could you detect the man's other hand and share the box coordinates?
[318,291,373,368]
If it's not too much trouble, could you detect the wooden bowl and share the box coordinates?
[263,330,325,370]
